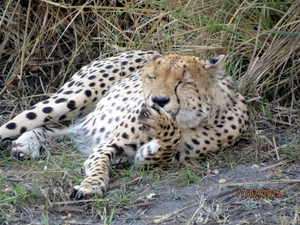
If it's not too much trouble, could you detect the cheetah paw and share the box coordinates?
[139,103,163,127]
[138,103,172,136]
[71,181,106,200]
[11,131,42,159]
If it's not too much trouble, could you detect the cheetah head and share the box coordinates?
[142,54,225,129]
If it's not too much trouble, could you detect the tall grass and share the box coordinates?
[1,0,298,126]
[0,0,298,125]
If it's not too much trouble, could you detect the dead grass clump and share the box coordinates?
[1,0,298,125]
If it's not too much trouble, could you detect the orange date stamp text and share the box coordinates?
[236,189,281,198]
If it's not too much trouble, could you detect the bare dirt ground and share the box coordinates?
[1,126,299,225]
[113,163,300,225]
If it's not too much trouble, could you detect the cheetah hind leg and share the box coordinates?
[135,103,182,168]
[10,126,67,159]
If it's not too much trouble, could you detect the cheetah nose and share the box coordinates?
[152,96,170,108]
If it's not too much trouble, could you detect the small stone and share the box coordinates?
[251,164,260,169]
[218,178,227,184]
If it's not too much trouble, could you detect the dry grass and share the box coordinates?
[0,0,299,224]
[1,1,299,122]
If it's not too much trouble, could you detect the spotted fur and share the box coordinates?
[0,50,249,199]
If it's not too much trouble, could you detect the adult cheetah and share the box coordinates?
[0,50,249,199]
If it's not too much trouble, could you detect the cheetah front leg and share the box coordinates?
[72,143,113,199]
[72,104,182,199]
[71,105,144,200]
[135,103,182,167]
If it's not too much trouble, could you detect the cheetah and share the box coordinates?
[0,50,249,200]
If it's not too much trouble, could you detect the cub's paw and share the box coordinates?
[71,179,106,200]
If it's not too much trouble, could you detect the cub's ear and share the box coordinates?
[204,55,226,71]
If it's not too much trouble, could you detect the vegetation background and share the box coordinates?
[0,0,299,224]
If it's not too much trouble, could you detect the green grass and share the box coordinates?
[166,188,182,200]
[178,166,200,186]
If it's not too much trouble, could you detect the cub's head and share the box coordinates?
[142,54,225,128]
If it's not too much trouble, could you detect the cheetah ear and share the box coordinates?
[204,55,226,71]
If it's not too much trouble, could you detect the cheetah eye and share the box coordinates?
[180,72,193,84]
[147,74,156,79]
[180,80,193,85]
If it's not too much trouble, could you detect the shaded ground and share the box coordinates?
[1,160,300,225]
[113,163,300,225]
[1,126,299,225]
